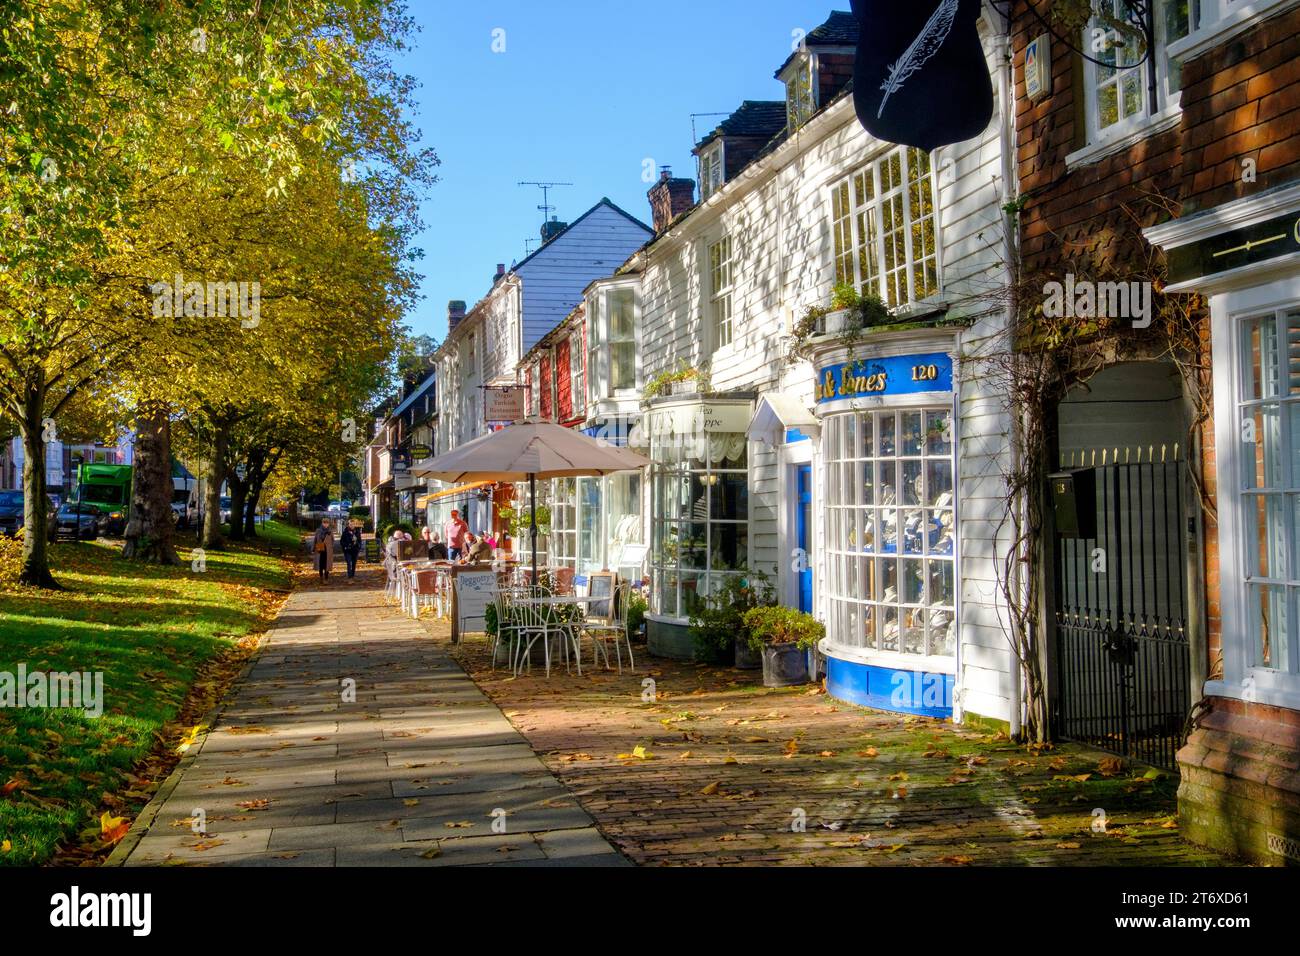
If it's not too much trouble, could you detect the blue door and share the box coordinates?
[796,464,813,613]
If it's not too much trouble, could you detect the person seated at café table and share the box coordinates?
[429,531,449,561]
[462,531,492,564]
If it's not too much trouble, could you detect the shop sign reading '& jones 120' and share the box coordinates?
[815,352,953,403]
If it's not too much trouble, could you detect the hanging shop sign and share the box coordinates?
[815,352,953,404]
[1165,211,1300,284]
[410,443,432,460]
[484,386,525,423]
[849,0,993,151]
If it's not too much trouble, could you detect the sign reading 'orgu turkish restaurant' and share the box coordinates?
[815,352,953,404]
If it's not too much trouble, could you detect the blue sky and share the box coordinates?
[395,0,842,341]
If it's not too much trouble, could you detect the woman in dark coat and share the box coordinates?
[340,520,362,579]
[312,518,336,583]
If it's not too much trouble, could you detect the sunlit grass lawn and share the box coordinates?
[0,520,300,865]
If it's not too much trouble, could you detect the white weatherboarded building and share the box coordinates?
[627,7,1020,726]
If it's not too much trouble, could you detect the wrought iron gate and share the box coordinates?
[1052,453,1191,771]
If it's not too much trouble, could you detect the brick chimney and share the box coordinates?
[648,168,695,234]
[492,263,506,285]
[447,299,466,333]
[540,217,568,244]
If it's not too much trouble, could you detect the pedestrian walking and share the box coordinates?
[340,520,362,579]
[313,518,336,583]
[444,508,468,561]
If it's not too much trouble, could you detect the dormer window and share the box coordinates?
[699,142,724,201]
[784,52,816,132]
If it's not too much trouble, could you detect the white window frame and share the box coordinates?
[1165,0,1297,65]
[830,146,941,311]
[1212,276,1300,709]
[1074,0,1191,159]
[699,141,725,201]
[569,329,585,417]
[527,359,540,417]
[783,51,817,132]
[707,235,734,352]
[606,286,638,395]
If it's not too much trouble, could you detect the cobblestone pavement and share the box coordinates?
[120,567,625,867]
[429,622,1235,867]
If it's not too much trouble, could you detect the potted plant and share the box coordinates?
[642,363,710,400]
[742,606,825,687]
[626,591,648,644]
[687,569,775,667]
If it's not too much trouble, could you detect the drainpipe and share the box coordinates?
[991,6,1023,740]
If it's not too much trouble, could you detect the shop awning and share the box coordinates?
[747,394,819,444]
[415,481,495,509]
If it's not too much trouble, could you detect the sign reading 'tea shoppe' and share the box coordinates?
[815,352,953,404]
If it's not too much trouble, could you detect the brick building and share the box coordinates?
[1012,0,1300,863]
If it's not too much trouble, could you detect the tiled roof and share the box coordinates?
[775,9,858,78]
[804,9,858,45]
[697,100,787,150]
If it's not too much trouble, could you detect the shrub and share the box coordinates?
[742,605,825,653]
[349,505,371,518]
[688,568,775,661]
[0,534,22,588]
[626,591,648,638]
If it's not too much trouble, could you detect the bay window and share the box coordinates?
[830,147,938,310]
[823,408,956,659]
[651,428,748,618]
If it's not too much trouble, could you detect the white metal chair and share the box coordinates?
[512,586,582,678]
[490,587,523,671]
[584,580,635,674]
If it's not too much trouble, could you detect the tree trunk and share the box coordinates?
[226,467,249,542]
[122,402,180,564]
[201,424,229,550]
[18,381,59,589]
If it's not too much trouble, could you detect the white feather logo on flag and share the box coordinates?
[877,0,960,118]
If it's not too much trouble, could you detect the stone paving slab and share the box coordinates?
[121,567,626,867]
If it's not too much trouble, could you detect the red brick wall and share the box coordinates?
[539,353,553,421]
[1012,2,1300,683]
[1178,4,1300,214]
[556,337,572,422]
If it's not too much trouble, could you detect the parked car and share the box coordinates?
[328,501,343,516]
[53,503,99,540]
[219,496,232,523]
[0,490,59,542]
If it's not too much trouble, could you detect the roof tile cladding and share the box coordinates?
[696,100,787,150]
[804,9,859,45]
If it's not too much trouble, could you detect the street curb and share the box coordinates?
[103,625,275,867]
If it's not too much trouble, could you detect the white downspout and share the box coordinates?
[990,5,1023,740]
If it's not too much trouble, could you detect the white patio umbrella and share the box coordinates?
[410,420,650,582]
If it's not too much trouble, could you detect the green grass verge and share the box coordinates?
[0,521,295,866]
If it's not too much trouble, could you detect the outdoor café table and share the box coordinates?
[507,594,592,676]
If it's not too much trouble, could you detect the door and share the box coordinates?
[797,464,813,613]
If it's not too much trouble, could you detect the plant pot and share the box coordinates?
[668,377,697,396]
[819,308,859,336]
[760,644,811,687]
[734,640,761,670]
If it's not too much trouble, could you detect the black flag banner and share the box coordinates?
[850,0,994,151]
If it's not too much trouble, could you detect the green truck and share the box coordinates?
[71,463,132,536]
